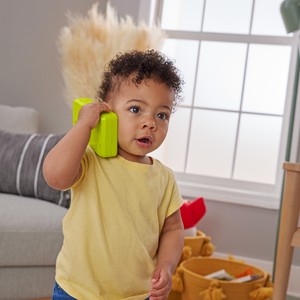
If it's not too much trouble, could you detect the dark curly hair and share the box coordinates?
[97,49,184,112]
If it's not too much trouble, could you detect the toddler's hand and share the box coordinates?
[78,101,111,129]
[149,264,172,300]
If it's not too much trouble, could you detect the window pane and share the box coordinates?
[161,0,204,31]
[162,39,199,106]
[234,114,282,184]
[155,0,297,207]
[203,0,253,34]
[186,109,238,177]
[194,41,247,110]
[151,108,190,172]
[251,0,287,36]
[242,44,291,115]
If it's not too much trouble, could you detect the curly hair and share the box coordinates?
[97,49,184,112]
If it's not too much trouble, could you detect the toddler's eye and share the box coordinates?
[129,106,141,114]
[157,112,169,120]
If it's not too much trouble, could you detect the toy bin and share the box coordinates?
[184,230,214,257]
[168,231,215,300]
[178,230,215,265]
[172,257,273,300]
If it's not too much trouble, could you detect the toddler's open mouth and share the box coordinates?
[136,136,153,147]
[138,137,151,144]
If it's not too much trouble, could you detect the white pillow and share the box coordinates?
[0,104,39,133]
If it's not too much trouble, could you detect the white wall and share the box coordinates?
[0,0,104,134]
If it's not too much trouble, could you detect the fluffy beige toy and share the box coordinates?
[58,2,167,107]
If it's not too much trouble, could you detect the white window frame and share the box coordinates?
[139,0,300,209]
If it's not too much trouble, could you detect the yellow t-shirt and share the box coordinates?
[55,147,183,300]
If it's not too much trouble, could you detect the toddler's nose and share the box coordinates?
[142,117,156,130]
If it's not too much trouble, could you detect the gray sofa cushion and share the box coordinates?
[0,193,67,267]
[0,104,39,134]
[0,129,70,208]
[0,266,55,299]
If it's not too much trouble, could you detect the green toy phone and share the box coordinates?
[72,98,118,158]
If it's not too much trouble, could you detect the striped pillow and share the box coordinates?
[0,130,70,208]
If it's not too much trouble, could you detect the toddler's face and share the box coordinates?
[108,77,174,164]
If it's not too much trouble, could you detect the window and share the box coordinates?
[149,0,299,208]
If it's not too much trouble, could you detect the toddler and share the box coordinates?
[43,49,184,300]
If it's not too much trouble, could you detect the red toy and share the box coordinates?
[180,197,206,229]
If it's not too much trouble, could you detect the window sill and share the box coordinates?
[177,179,281,210]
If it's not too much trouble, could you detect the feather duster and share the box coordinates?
[58,2,167,107]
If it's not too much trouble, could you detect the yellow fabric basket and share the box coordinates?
[168,231,215,300]
[179,230,215,264]
[172,257,273,300]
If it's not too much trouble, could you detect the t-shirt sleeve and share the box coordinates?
[71,146,94,190]
[163,169,184,218]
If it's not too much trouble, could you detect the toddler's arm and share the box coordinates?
[149,210,184,300]
[43,102,111,190]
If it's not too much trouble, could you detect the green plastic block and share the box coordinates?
[72,98,118,158]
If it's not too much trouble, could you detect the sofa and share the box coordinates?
[0,104,69,299]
